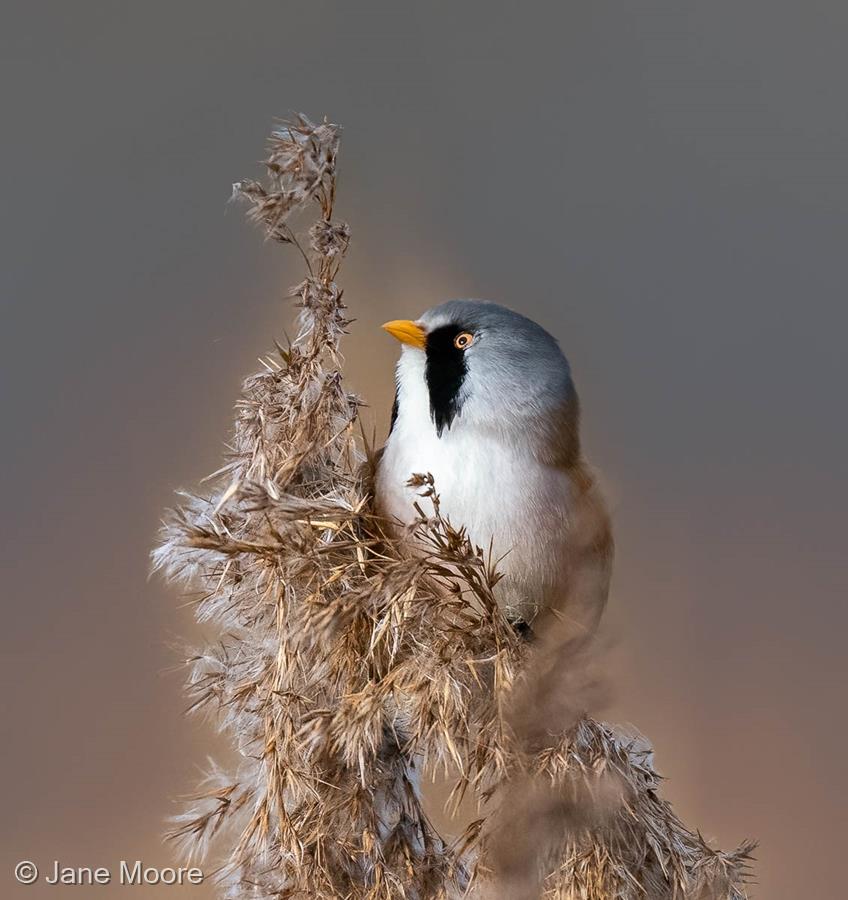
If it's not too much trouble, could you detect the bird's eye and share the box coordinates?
[453,331,474,350]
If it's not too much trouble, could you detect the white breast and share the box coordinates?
[375,348,573,620]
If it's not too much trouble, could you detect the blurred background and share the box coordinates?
[2,2,846,897]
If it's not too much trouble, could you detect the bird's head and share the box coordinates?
[383,300,578,450]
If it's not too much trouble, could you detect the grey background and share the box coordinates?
[2,2,846,898]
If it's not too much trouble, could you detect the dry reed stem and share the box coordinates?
[154,115,754,900]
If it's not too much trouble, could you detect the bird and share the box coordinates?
[375,299,612,636]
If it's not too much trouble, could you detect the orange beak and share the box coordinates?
[381,319,426,349]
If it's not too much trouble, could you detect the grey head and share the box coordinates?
[385,299,581,464]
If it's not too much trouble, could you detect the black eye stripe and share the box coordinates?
[424,324,470,437]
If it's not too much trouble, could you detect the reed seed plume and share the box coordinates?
[154,114,754,899]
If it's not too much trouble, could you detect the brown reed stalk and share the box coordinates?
[154,115,755,899]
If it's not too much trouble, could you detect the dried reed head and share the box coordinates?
[154,115,754,899]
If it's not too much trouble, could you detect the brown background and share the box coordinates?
[1,2,846,898]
